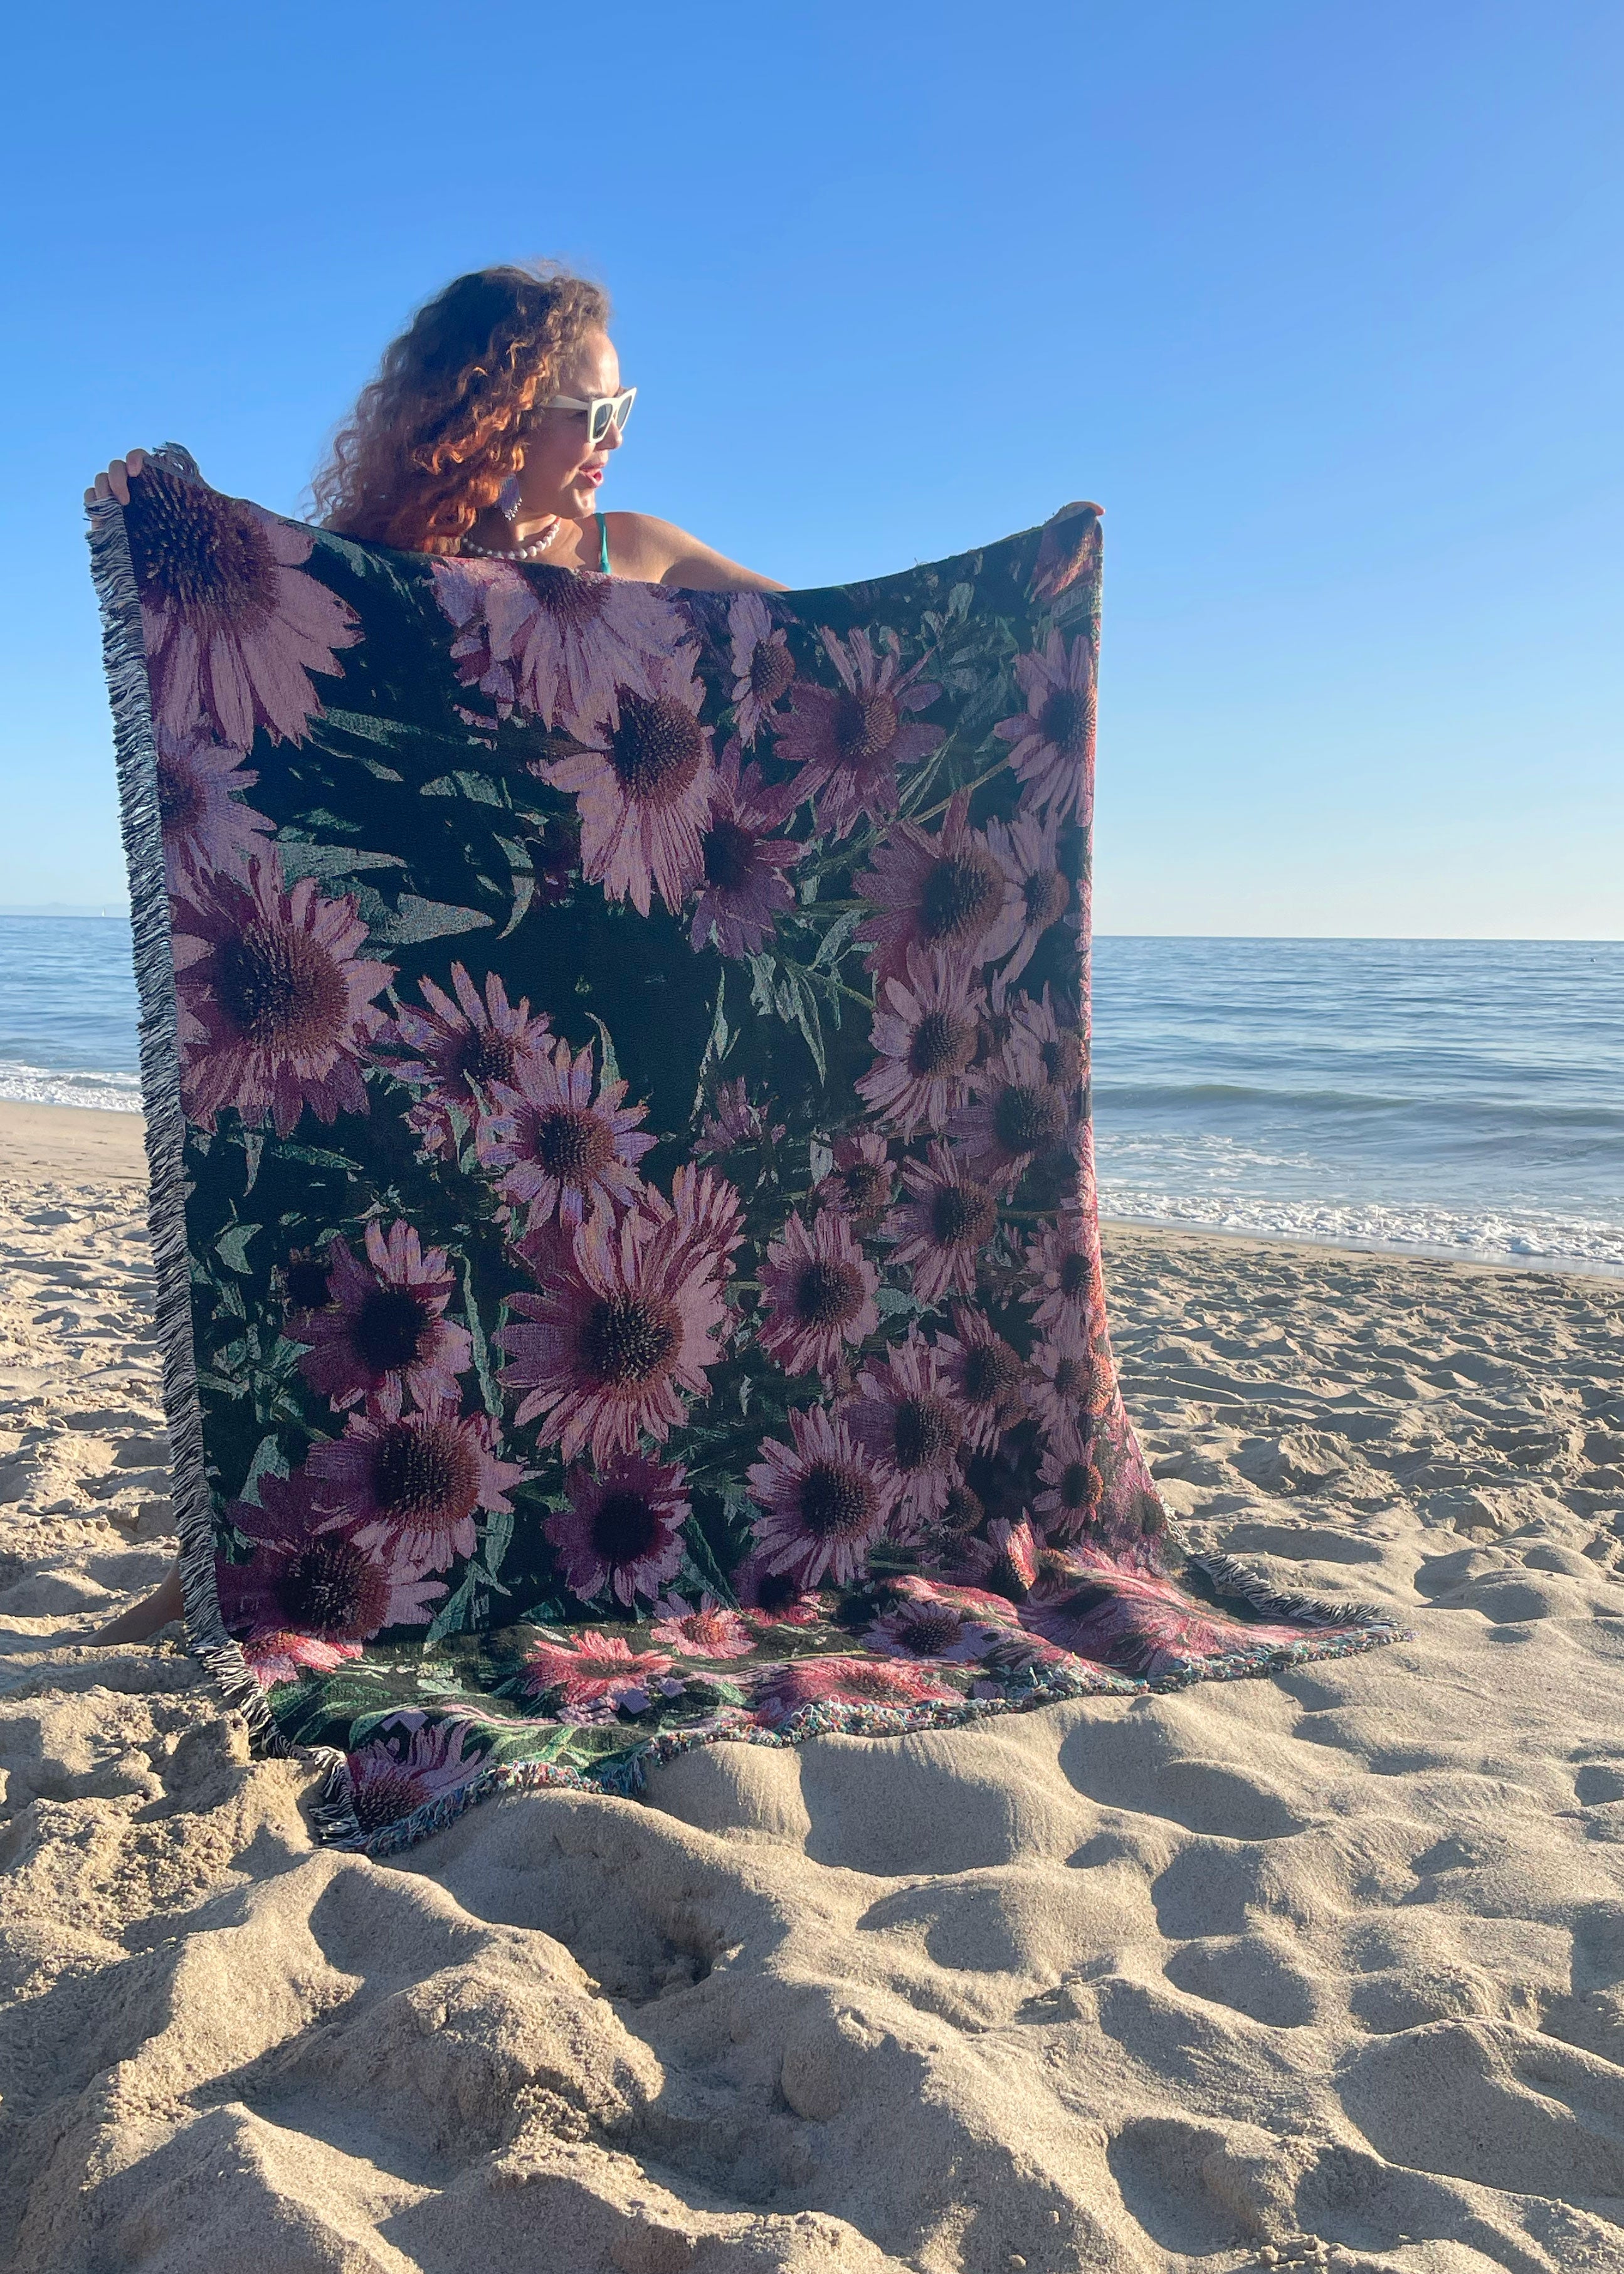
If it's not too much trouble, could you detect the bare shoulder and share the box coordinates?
[601,511,784,593]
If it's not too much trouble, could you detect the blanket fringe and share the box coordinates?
[1188,1548,1396,1632]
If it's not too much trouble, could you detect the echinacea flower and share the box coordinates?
[497,1202,730,1464]
[696,1076,784,1155]
[854,788,1023,983]
[729,1551,822,1626]
[430,553,686,732]
[746,1404,898,1591]
[171,854,394,1138]
[548,648,715,916]
[1020,1211,1100,1339]
[848,1331,969,1535]
[727,590,796,745]
[949,1034,1077,1193]
[954,1514,1042,1601]
[154,722,274,891]
[993,628,1095,824]
[865,1588,1005,1664]
[123,460,360,748]
[381,964,556,1160]
[345,1712,487,1838]
[285,1220,473,1414]
[477,1038,655,1231]
[651,1593,757,1659]
[773,625,944,838]
[757,1208,880,1382]
[856,948,986,1136]
[1033,1441,1104,1538]
[751,1654,959,1728]
[882,1142,1000,1306]
[544,1451,690,1609]
[814,1129,896,1226]
[236,1629,362,1686]
[984,810,1072,984]
[519,1630,683,1721]
[1028,1325,1095,1453]
[1022,1564,1251,1678]
[218,1468,445,1646]
[688,739,806,958]
[1007,985,1087,1096]
[935,1307,1028,1451]
[305,1397,524,1576]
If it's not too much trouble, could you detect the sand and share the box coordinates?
[4,1103,1624,2272]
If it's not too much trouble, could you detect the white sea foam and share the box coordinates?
[0,1059,142,1113]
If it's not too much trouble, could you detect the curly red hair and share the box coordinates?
[313,264,610,554]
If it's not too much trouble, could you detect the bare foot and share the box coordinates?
[93,1557,184,1644]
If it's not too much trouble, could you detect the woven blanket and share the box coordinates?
[90,450,1399,1856]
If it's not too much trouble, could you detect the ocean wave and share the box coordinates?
[0,1060,143,1113]
[1093,1081,1624,1131]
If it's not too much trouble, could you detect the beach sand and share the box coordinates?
[4,1103,1624,2271]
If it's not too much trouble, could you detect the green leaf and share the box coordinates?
[276,843,406,886]
[493,834,535,939]
[371,896,495,946]
[459,1254,502,1420]
[690,969,732,1116]
[588,1015,621,1088]
[214,1222,260,1275]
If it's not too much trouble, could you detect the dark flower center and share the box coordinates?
[833,690,899,764]
[749,638,794,705]
[797,1458,878,1538]
[794,1259,867,1332]
[961,1340,1023,1405]
[840,1160,891,1215]
[1050,1356,1087,1400]
[907,1009,979,1081]
[532,1105,616,1182]
[155,754,204,833]
[283,1255,332,1310]
[1057,1460,1096,1511]
[892,1607,966,1657]
[124,467,278,624]
[214,924,350,1051]
[702,817,757,892]
[1058,1251,1089,1298]
[591,1488,662,1564]
[352,1285,432,1373]
[984,1553,1031,1604]
[370,1422,480,1523]
[527,562,609,626]
[993,1082,1069,1156]
[581,1294,680,1385]
[275,1535,389,1641]
[351,1764,430,1835]
[930,1180,997,1249]
[893,1393,960,1472]
[919,850,1002,945]
[940,1483,985,1533]
[1036,685,1092,756]
[610,690,705,805]
[752,1568,803,1614]
[456,1027,518,1089]
[1023,869,1070,929]
[1040,1034,1085,1089]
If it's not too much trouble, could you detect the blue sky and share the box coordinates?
[3,0,1618,933]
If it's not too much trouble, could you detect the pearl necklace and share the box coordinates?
[460,519,564,563]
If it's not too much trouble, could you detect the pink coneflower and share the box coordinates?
[993,628,1095,824]
[497,1203,730,1464]
[856,948,986,1136]
[651,1593,757,1659]
[854,789,1023,984]
[545,1452,690,1609]
[814,1129,896,1227]
[1008,986,1088,1096]
[774,625,944,839]
[1030,501,1103,604]
[728,591,796,746]
[729,1550,823,1625]
[1033,1441,1104,1538]
[381,965,556,1161]
[757,1208,880,1382]
[171,854,394,1138]
[696,1077,783,1156]
[1023,1565,1251,1678]
[237,1629,363,1686]
[1029,1325,1095,1453]
[431,554,686,732]
[882,1143,1000,1307]
[949,1035,1077,1193]
[664,1160,747,1273]
[954,1514,1042,1601]
[866,1586,1004,1663]
[218,1469,445,1643]
[306,1398,524,1576]
[935,1307,1028,1451]
[124,461,360,748]
[519,1630,683,1721]
[154,723,274,891]
[477,1039,655,1232]
[345,1712,485,1838]
[285,1220,473,1414]
[689,739,806,958]
[746,1405,899,1591]
[848,1331,968,1535]
[751,1654,959,1728]
[1021,1212,1100,1339]
[549,650,715,916]
[984,812,1072,984]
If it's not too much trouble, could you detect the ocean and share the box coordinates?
[1,918,1619,1275]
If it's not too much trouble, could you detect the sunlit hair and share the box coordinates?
[312,263,609,554]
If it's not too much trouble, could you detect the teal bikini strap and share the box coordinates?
[594,510,610,575]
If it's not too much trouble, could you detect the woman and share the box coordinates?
[90,262,782,1644]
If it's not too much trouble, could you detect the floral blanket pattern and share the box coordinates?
[90,452,1398,1856]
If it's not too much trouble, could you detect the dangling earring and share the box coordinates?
[498,473,523,524]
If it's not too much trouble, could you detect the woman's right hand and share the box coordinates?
[84,449,147,509]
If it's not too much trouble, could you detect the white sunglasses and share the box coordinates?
[541,387,636,446]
